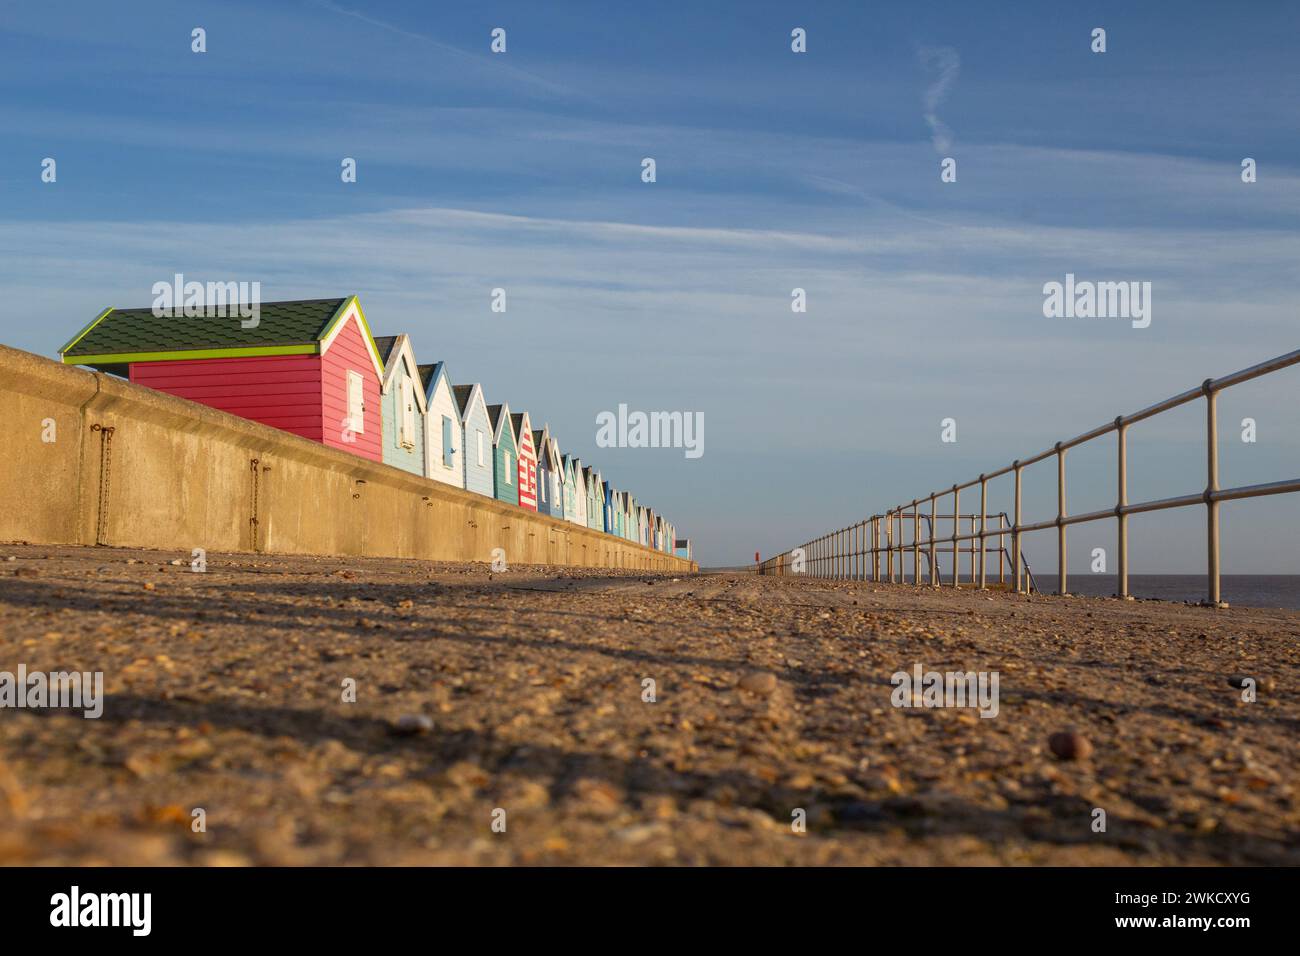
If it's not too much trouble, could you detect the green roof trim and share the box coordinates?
[60,297,350,359]
[58,307,115,355]
[62,344,318,365]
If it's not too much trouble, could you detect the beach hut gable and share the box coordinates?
[418,361,463,488]
[511,411,538,512]
[453,383,494,498]
[487,403,519,506]
[374,334,427,477]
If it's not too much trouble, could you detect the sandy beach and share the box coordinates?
[0,543,1295,865]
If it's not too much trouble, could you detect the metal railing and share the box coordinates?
[758,348,1300,606]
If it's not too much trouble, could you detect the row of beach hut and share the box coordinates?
[57,296,692,560]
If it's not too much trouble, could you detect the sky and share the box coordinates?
[3,1,1299,570]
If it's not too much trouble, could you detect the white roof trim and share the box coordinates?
[380,335,427,414]
[319,298,384,380]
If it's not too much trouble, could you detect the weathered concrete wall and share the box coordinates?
[0,345,696,572]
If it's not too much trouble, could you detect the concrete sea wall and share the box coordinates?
[0,345,696,572]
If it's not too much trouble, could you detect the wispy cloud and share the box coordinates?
[919,46,960,153]
[308,0,580,100]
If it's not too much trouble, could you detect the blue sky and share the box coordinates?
[3,1,1300,569]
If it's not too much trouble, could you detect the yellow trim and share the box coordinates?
[58,307,114,355]
[62,344,319,365]
[316,296,354,343]
[318,295,385,380]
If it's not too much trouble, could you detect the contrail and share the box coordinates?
[919,46,960,154]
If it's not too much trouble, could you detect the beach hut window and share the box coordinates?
[505,453,512,483]
[477,430,485,465]
[442,416,454,466]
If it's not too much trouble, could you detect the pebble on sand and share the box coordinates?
[738,671,778,695]
[1048,731,1093,761]
[389,714,434,736]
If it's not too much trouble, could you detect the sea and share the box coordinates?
[713,567,1300,611]
[1031,574,1300,611]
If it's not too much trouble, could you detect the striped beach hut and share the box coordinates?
[453,384,494,498]
[58,296,385,462]
[486,403,519,507]
[510,411,538,512]
[418,362,463,489]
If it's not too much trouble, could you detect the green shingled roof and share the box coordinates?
[60,297,351,361]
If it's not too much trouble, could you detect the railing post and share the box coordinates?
[872,517,879,582]
[855,522,861,581]
[998,513,1006,585]
[912,502,920,586]
[859,521,865,581]
[879,515,886,582]
[849,523,855,581]
[1056,442,1068,596]
[883,511,892,582]
[1205,380,1221,606]
[888,511,894,583]
[870,518,877,582]
[951,486,960,588]
[893,510,900,584]
[899,509,906,582]
[894,509,902,583]
[928,494,937,586]
[1116,417,1129,599]
[1012,462,1022,593]
[894,509,904,582]
[978,476,988,589]
[895,509,903,583]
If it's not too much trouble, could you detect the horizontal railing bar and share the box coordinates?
[1212,476,1300,503]
[1207,348,1300,392]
